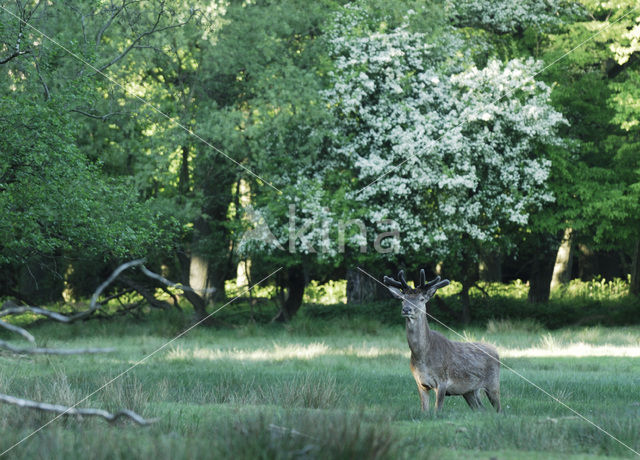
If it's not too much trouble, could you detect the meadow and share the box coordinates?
[1,309,639,459]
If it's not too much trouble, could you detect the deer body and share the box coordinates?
[385,270,501,412]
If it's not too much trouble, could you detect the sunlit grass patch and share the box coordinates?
[501,343,640,358]
[167,342,331,362]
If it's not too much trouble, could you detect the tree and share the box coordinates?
[203,0,340,321]
[528,0,640,297]
[0,95,167,301]
[0,1,193,300]
[317,4,566,322]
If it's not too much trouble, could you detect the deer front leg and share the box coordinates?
[417,384,431,411]
[435,384,447,411]
[411,366,431,411]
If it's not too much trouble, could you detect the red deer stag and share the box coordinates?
[384,270,501,412]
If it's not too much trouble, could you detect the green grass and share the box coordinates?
[1,313,639,459]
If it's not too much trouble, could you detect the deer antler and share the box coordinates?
[398,270,411,290]
[383,275,404,289]
[419,270,451,291]
[383,271,412,290]
[386,269,449,292]
[425,276,442,289]
[431,279,450,290]
[419,269,442,290]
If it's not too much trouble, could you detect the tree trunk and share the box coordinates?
[577,244,597,280]
[528,251,556,303]
[273,266,306,322]
[18,257,64,304]
[479,252,502,282]
[631,238,640,296]
[179,145,190,195]
[177,250,208,320]
[460,281,471,325]
[459,258,478,325]
[550,228,574,290]
[346,268,386,304]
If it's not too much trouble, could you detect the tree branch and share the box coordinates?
[95,0,128,46]
[0,305,73,322]
[70,108,128,120]
[96,4,196,73]
[0,393,156,425]
[0,259,209,327]
[0,49,30,65]
[0,320,35,343]
[33,55,50,100]
[120,277,171,310]
[140,265,215,295]
[0,340,114,355]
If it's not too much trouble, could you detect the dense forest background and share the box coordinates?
[2,0,639,325]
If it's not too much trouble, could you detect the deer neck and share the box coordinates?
[405,313,431,360]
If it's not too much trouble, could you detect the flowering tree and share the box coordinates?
[321,6,566,321]
[448,0,585,34]
[238,3,568,320]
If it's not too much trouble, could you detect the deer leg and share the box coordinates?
[473,390,486,409]
[417,385,431,412]
[462,391,480,410]
[435,384,447,411]
[485,388,501,413]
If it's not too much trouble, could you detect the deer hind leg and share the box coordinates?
[485,387,501,413]
[435,384,447,411]
[463,391,482,410]
[473,389,485,409]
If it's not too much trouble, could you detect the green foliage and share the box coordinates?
[2,0,640,308]
[0,96,165,264]
[303,279,348,304]
[535,0,640,251]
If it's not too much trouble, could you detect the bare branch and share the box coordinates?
[0,260,144,327]
[0,305,73,322]
[96,0,127,46]
[0,259,205,327]
[471,282,490,298]
[73,259,146,321]
[0,340,114,355]
[0,49,30,65]
[96,5,196,73]
[140,265,215,295]
[70,108,128,120]
[0,0,43,65]
[33,55,50,100]
[120,277,171,310]
[0,320,35,343]
[0,393,156,425]
[160,285,180,309]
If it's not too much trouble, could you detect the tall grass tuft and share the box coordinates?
[486,318,544,334]
[276,373,343,409]
[214,410,398,460]
[99,375,150,416]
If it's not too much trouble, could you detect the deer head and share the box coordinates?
[383,269,450,320]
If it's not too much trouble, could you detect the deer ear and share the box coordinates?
[386,286,403,299]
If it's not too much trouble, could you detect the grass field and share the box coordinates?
[1,313,639,459]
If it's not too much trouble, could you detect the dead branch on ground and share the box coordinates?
[0,340,114,355]
[0,393,155,425]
